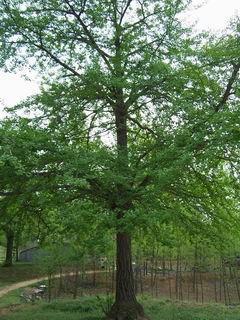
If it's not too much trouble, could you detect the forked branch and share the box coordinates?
[215,61,240,112]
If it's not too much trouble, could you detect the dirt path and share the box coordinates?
[0,276,49,298]
[0,270,98,298]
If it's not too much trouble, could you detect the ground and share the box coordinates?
[0,262,45,308]
[1,296,240,320]
[0,263,43,289]
[1,263,240,319]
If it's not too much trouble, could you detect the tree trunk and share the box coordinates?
[48,273,52,303]
[107,65,147,317]
[15,245,19,262]
[14,230,21,262]
[107,232,145,320]
[111,259,115,293]
[58,265,64,295]
[93,257,96,287]
[73,264,79,299]
[3,230,14,267]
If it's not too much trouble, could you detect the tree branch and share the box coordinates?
[36,34,81,77]
[3,0,81,77]
[63,0,114,72]
[119,0,133,25]
[128,116,157,136]
[215,61,240,112]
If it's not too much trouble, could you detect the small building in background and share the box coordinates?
[19,246,41,263]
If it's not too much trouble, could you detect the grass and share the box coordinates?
[0,262,44,288]
[1,296,240,320]
[0,280,49,309]
[142,297,240,319]
[0,246,5,264]
[0,289,23,308]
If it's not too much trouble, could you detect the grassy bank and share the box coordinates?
[1,296,240,320]
[0,289,22,308]
[0,263,43,288]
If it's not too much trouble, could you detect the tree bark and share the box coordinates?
[107,96,147,318]
[15,246,19,262]
[14,230,21,262]
[3,230,14,267]
[73,264,79,299]
[107,232,145,319]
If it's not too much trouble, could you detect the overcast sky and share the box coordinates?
[0,0,239,118]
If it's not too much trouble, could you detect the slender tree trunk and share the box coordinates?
[224,264,231,305]
[111,260,115,293]
[135,265,139,295]
[162,250,166,276]
[144,261,148,276]
[139,266,143,295]
[58,265,63,295]
[221,259,228,305]
[48,273,52,303]
[233,267,240,303]
[15,246,19,262]
[14,230,21,263]
[154,258,158,297]
[150,250,155,296]
[200,272,204,303]
[179,256,183,301]
[196,273,199,303]
[219,268,222,302]
[93,257,96,287]
[169,252,173,271]
[73,264,79,299]
[187,276,190,301]
[3,230,14,267]
[214,269,218,303]
[168,268,172,299]
[175,250,180,300]
[193,244,198,293]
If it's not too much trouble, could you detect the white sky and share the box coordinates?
[0,0,239,117]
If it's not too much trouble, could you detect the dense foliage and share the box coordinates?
[0,0,239,318]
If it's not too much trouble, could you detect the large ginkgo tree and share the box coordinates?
[0,1,239,318]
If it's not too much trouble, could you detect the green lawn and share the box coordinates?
[1,296,240,320]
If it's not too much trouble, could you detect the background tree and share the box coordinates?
[0,117,65,264]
